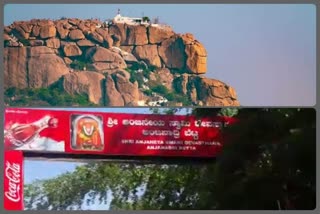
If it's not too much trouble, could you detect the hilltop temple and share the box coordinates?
[112,9,149,25]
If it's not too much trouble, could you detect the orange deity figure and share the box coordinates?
[73,116,103,150]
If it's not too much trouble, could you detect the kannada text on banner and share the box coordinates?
[4,108,237,157]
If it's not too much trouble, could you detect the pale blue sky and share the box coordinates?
[4,4,316,106]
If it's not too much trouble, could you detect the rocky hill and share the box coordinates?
[4,18,240,106]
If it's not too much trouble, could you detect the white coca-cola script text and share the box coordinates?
[5,161,21,203]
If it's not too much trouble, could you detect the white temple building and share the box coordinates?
[112,9,149,25]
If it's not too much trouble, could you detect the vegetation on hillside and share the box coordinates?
[4,80,96,107]
[149,85,192,106]
[124,65,193,106]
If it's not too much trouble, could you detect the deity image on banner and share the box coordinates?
[70,114,104,151]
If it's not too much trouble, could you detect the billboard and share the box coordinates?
[3,108,238,210]
[4,150,24,210]
[4,108,237,157]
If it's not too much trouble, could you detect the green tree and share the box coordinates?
[211,108,316,209]
[218,108,239,117]
[4,87,96,107]
[142,16,150,23]
[5,87,17,97]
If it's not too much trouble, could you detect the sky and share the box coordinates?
[4,4,316,106]
[23,159,111,210]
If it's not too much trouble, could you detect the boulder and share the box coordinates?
[64,57,73,65]
[77,39,95,47]
[106,69,131,80]
[77,21,90,32]
[69,29,85,40]
[89,62,123,71]
[29,46,55,56]
[171,74,239,106]
[4,47,28,89]
[109,23,127,45]
[46,38,60,49]
[121,52,138,64]
[63,43,82,57]
[56,23,69,39]
[125,25,148,45]
[109,47,137,63]
[133,45,161,68]
[4,46,69,89]
[39,25,56,38]
[95,28,113,48]
[63,22,73,29]
[148,25,175,44]
[88,31,104,44]
[38,20,55,27]
[14,25,30,39]
[28,54,69,88]
[184,39,207,74]
[158,35,186,70]
[105,75,124,106]
[68,19,80,26]
[63,71,105,105]
[96,28,108,36]
[85,47,126,69]
[112,73,140,105]
[20,23,33,33]
[31,25,40,37]
[191,76,239,106]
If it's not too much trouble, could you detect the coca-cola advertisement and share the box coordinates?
[4,150,24,210]
[4,108,237,157]
[4,109,66,152]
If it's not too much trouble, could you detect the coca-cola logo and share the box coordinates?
[4,161,21,202]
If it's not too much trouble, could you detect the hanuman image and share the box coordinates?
[72,115,103,151]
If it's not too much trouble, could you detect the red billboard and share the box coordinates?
[4,150,24,210]
[3,108,238,210]
[4,108,237,157]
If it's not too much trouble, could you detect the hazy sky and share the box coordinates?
[4,4,316,106]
